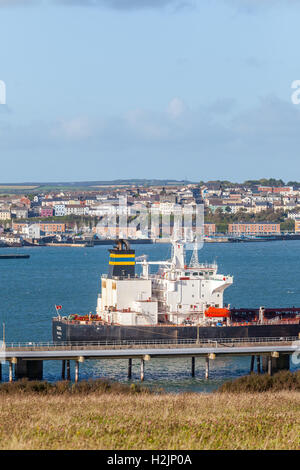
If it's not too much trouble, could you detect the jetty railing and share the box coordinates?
[2,336,298,351]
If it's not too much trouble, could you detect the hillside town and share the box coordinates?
[1,180,300,246]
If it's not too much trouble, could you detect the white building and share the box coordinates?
[54,204,66,216]
[64,205,89,216]
[27,223,41,239]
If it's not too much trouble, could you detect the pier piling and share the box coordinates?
[140,358,145,382]
[66,360,71,381]
[257,356,261,374]
[75,361,79,383]
[128,358,132,379]
[268,356,272,376]
[262,354,290,375]
[61,360,66,380]
[0,363,2,382]
[191,357,195,377]
[205,357,209,380]
[9,362,13,382]
[250,355,255,373]
[15,360,43,381]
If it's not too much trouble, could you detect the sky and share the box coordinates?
[0,0,300,183]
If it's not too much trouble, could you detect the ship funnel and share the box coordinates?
[108,239,135,278]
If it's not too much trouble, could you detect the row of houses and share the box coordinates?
[12,222,66,238]
[201,182,300,215]
[93,223,217,239]
[1,182,300,240]
[3,219,299,241]
[1,182,300,221]
[92,222,286,238]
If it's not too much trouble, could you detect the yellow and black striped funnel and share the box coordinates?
[108,239,135,278]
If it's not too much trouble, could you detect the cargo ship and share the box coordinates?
[52,239,300,342]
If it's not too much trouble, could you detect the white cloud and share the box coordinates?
[167,97,186,119]
[52,116,93,140]
[0,0,37,5]
[53,0,193,9]
[2,95,300,181]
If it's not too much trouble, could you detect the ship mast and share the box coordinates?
[189,240,201,268]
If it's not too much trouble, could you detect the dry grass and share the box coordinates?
[0,390,299,450]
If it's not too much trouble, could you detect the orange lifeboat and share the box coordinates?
[205,306,230,318]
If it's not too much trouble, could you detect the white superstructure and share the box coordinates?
[96,240,233,326]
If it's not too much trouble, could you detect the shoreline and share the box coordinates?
[1,236,300,248]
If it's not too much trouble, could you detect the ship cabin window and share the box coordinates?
[192,272,198,276]
[185,272,189,276]
[209,271,213,275]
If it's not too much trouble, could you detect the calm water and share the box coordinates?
[0,240,299,391]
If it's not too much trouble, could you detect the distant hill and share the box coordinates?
[0,179,195,193]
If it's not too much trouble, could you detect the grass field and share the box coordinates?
[0,390,299,450]
[0,185,38,191]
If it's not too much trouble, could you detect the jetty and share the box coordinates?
[0,336,299,383]
[0,254,30,259]
[44,243,88,248]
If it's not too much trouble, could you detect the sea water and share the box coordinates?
[0,240,299,392]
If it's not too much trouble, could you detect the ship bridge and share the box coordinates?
[98,238,233,328]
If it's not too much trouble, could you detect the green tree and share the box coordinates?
[280,219,295,232]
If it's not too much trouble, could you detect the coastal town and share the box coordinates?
[0,179,300,246]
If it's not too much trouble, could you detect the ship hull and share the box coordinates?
[52,319,300,342]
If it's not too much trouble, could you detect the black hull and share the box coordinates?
[52,320,300,342]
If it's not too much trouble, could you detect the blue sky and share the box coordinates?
[0,0,300,182]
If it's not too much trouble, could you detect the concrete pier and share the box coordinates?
[0,337,296,383]
[15,360,43,380]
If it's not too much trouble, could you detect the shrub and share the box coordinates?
[0,378,152,395]
[218,370,300,393]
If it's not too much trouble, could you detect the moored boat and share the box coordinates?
[52,239,300,342]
